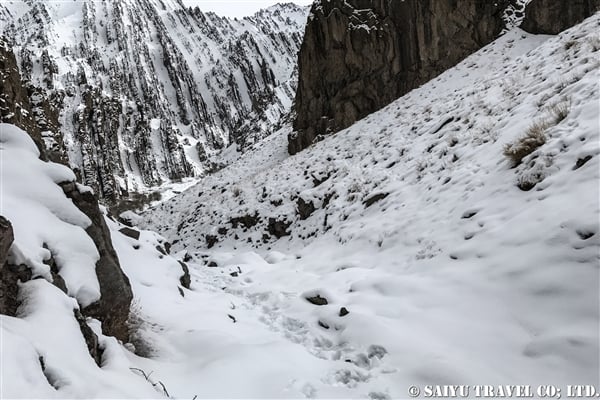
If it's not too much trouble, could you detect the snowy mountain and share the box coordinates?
[0,0,308,200]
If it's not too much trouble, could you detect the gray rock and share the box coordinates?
[305,294,328,306]
[0,38,66,164]
[119,227,141,240]
[520,0,600,34]
[0,217,29,317]
[290,0,508,154]
[73,309,102,366]
[297,197,316,220]
[178,261,191,289]
[0,216,13,267]
[60,181,133,343]
[267,218,292,238]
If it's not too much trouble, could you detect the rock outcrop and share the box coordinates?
[0,216,22,316]
[520,0,600,34]
[60,182,134,342]
[0,38,65,163]
[290,0,508,154]
[0,216,12,267]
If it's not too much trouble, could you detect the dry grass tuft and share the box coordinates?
[504,100,570,167]
[503,122,548,167]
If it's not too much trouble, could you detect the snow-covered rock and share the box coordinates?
[0,123,164,397]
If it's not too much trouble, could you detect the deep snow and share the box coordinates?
[140,14,600,398]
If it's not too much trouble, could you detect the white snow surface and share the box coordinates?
[0,124,100,307]
[139,16,600,398]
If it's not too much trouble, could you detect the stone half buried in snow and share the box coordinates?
[178,261,191,290]
[0,215,24,317]
[118,227,141,241]
[305,294,329,306]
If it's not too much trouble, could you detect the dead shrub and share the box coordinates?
[548,100,571,123]
[503,122,548,167]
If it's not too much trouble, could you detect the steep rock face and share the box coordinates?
[0,1,308,200]
[59,181,133,342]
[290,0,508,154]
[0,37,66,164]
[520,0,600,34]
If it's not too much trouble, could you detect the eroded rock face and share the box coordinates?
[290,0,508,154]
[0,38,67,165]
[520,0,600,34]
[60,182,133,342]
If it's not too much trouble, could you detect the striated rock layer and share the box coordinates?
[290,0,509,154]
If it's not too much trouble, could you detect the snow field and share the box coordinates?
[140,14,600,398]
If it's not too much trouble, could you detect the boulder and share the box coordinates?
[297,198,316,220]
[0,217,30,316]
[267,218,292,238]
[119,227,141,240]
[305,294,329,306]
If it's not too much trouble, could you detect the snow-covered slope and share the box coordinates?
[0,0,308,199]
[0,124,163,398]
[138,15,600,397]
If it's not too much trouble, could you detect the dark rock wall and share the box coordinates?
[0,217,20,316]
[60,182,133,342]
[520,0,600,34]
[290,0,508,154]
[0,38,68,166]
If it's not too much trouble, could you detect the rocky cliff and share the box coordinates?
[0,1,308,201]
[520,0,600,34]
[0,37,67,165]
[289,0,509,154]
